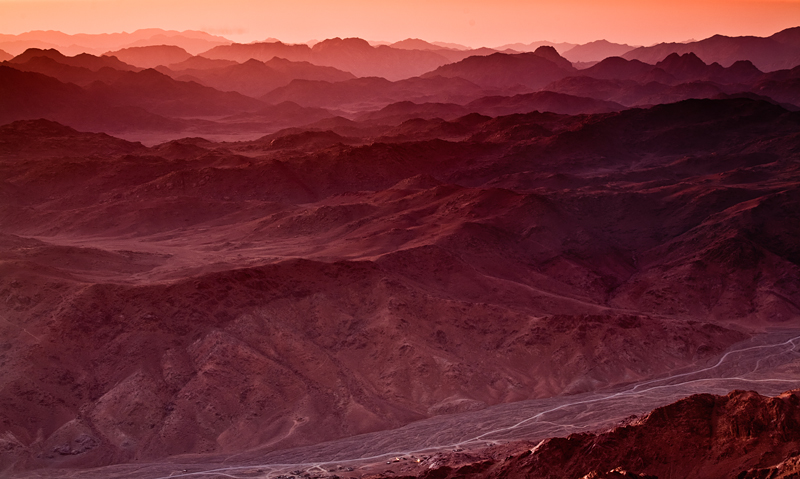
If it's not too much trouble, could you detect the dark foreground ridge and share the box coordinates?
[367,389,800,479]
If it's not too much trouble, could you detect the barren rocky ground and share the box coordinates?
[1,94,799,478]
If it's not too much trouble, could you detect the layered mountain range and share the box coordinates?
[2,27,800,146]
[0,29,232,56]
[1,24,800,479]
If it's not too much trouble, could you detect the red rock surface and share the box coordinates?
[0,97,799,474]
[377,390,800,479]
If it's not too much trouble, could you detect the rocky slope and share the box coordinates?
[367,389,800,479]
[0,98,799,473]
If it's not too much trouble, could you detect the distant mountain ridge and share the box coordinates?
[160,57,356,98]
[623,26,800,71]
[3,27,800,143]
[494,40,578,54]
[420,46,577,90]
[8,47,138,72]
[4,27,800,78]
[561,39,636,63]
[105,45,193,69]
[539,51,800,110]
[0,28,232,56]
[202,37,467,80]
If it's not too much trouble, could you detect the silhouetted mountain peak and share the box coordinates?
[312,37,373,53]
[727,59,763,77]
[656,52,711,79]
[390,38,444,51]
[561,40,636,63]
[624,27,800,72]
[10,47,68,64]
[532,45,560,59]
[594,56,633,67]
[658,51,704,66]
[533,45,558,55]
[104,44,192,69]
[533,45,574,69]
[10,47,138,72]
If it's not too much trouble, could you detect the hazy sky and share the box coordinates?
[2,0,799,46]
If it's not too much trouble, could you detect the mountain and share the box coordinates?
[104,45,193,69]
[0,49,11,62]
[579,56,674,83]
[354,101,471,123]
[85,68,264,117]
[2,98,800,473]
[494,40,578,54]
[113,33,232,55]
[390,38,450,51]
[464,91,625,116]
[431,41,472,50]
[3,55,132,86]
[202,37,454,80]
[623,26,800,72]
[0,29,231,56]
[648,52,763,85]
[164,55,238,71]
[0,64,186,132]
[654,51,720,81]
[0,62,276,136]
[561,40,636,63]
[541,76,671,106]
[0,64,96,123]
[751,77,800,107]
[3,25,800,479]
[420,47,576,90]
[163,57,356,98]
[538,54,784,108]
[371,389,800,479]
[0,118,147,157]
[8,48,138,72]
[308,37,451,80]
[577,53,764,85]
[260,76,488,110]
[389,38,502,63]
[264,56,355,81]
[199,40,314,63]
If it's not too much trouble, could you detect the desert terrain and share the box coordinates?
[0,26,799,479]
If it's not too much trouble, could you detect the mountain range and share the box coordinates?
[0,28,232,56]
[4,34,800,143]
[2,96,799,474]
[624,27,800,71]
[1,24,800,479]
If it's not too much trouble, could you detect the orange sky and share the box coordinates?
[2,0,799,46]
